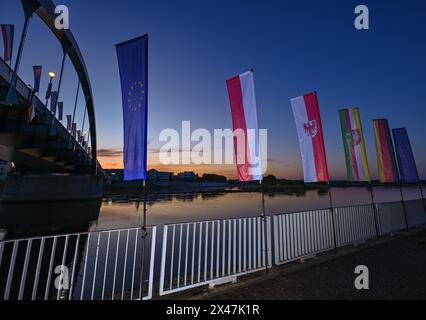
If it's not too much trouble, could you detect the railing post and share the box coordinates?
[159,225,168,296]
[369,183,380,240]
[328,184,338,252]
[266,216,272,268]
[144,226,156,300]
[273,215,279,265]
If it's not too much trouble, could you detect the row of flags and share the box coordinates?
[116,34,420,185]
[227,76,420,185]
[291,95,419,185]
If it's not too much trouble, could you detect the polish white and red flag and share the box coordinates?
[290,92,329,183]
[226,70,263,182]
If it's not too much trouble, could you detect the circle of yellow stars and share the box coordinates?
[127,81,145,111]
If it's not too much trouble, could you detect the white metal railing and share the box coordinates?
[376,201,407,236]
[273,209,335,265]
[404,199,426,228]
[159,216,272,296]
[334,204,377,247]
[0,226,156,300]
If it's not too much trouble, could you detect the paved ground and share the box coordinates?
[183,228,426,300]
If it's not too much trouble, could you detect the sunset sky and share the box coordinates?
[2,0,426,179]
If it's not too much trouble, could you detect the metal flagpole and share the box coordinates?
[419,181,426,217]
[260,180,269,273]
[139,179,148,299]
[398,181,409,230]
[368,182,380,240]
[328,182,338,252]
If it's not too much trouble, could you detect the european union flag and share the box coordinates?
[392,128,419,184]
[116,35,148,181]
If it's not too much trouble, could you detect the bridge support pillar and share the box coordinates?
[1,173,103,203]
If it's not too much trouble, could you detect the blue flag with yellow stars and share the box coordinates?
[116,35,148,181]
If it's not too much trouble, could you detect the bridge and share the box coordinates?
[0,0,103,201]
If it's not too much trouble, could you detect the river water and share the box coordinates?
[0,185,423,240]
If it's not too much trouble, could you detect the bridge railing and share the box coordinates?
[0,226,157,300]
[0,57,91,159]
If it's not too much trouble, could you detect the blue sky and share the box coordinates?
[1,0,426,179]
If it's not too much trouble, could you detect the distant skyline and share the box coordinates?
[1,0,426,179]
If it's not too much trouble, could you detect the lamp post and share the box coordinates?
[45,71,56,107]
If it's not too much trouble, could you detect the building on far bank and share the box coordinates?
[104,169,124,182]
[176,171,197,182]
[148,169,173,183]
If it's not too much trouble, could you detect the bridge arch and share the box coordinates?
[20,0,97,167]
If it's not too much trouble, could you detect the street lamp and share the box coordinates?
[45,71,56,107]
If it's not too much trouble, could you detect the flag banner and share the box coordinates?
[338,108,371,182]
[1,24,14,63]
[57,102,63,121]
[50,91,58,113]
[28,95,36,122]
[116,35,148,181]
[66,115,72,130]
[392,128,419,184]
[290,92,329,183]
[373,119,399,183]
[32,66,42,93]
[226,70,263,182]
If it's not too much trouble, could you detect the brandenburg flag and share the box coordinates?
[290,92,329,183]
[338,108,371,182]
[373,119,399,183]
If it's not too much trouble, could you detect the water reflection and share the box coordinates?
[0,186,423,238]
[0,200,101,240]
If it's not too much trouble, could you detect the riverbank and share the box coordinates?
[103,180,329,197]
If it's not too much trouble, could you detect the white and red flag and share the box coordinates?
[226,70,263,182]
[290,92,329,183]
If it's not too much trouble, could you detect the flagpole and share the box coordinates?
[368,181,380,240]
[328,182,338,252]
[418,181,426,217]
[398,181,409,230]
[260,180,269,273]
[139,179,148,299]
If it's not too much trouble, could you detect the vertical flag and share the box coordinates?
[338,108,371,182]
[392,128,419,184]
[66,115,72,130]
[116,35,148,181]
[1,24,14,63]
[32,66,42,93]
[290,92,329,183]
[57,102,63,121]
[50,91,58,113]
[226,70,263,182]
[28,95,36,122]
[373,119,399,183]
